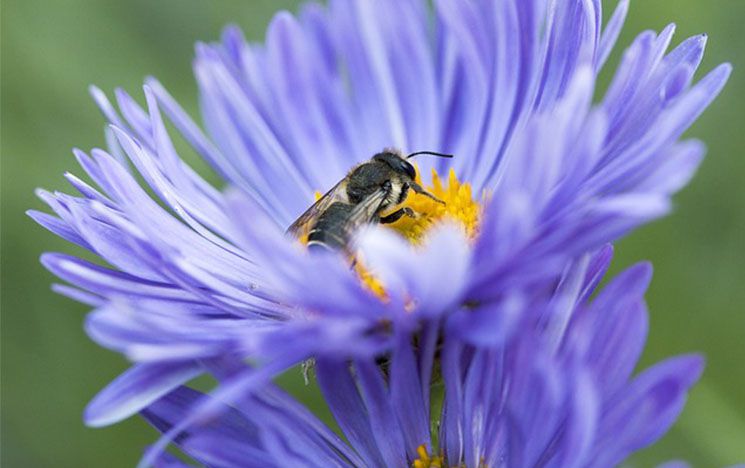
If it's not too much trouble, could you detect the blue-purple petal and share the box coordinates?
[85,362,202,427]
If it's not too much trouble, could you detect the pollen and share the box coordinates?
[301,170,482,300]
[355,258,388,299]
[386,168,481,244]
[412,444,443,468]
[359,168,482,299]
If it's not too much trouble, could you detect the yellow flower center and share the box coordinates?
[413,444,444,468]
[300,168,482,299]
[355,258,389,299]
[386,168,481,244]
[358,168,481,298]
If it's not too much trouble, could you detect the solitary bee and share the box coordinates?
[287,149,453,252]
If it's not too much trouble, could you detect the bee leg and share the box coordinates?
[410,182,445,204]
[380,207,416,224]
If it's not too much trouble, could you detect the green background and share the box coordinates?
[2,1,744,466]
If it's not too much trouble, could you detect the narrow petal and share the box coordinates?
[85,362,202,427]
[141,386,274,467]
[596,0,629,70]
[592,355,705,466]
[316,359,387,466]
[390,331,430,458]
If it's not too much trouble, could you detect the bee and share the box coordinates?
[287,149,454,252]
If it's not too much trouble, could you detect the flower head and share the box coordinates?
[141,254,704,467]
[29,0,729,466]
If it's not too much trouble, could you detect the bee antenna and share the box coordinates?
[406,150,454,159]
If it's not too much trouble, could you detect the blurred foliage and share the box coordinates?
[1,1,743,466]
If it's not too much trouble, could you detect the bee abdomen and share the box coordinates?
[307,202,354,251]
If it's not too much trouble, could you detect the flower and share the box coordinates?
[141,254,704,467]
[29,0,729,465]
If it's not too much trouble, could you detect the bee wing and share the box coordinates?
[286,180,348,238]
[340,187,390,241]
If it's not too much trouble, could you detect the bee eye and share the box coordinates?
[402,161,416,179]
[372,152,417,179]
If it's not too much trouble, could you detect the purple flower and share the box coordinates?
[140,252,705,467]
[29,0,729,465]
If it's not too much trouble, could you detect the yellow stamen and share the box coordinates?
[354,257,388,299]
[300,170,482,299]
[389,168,480,243]
[412,444,443,468]
[359,167,482,297]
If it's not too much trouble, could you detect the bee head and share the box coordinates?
[373,151,417,180]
